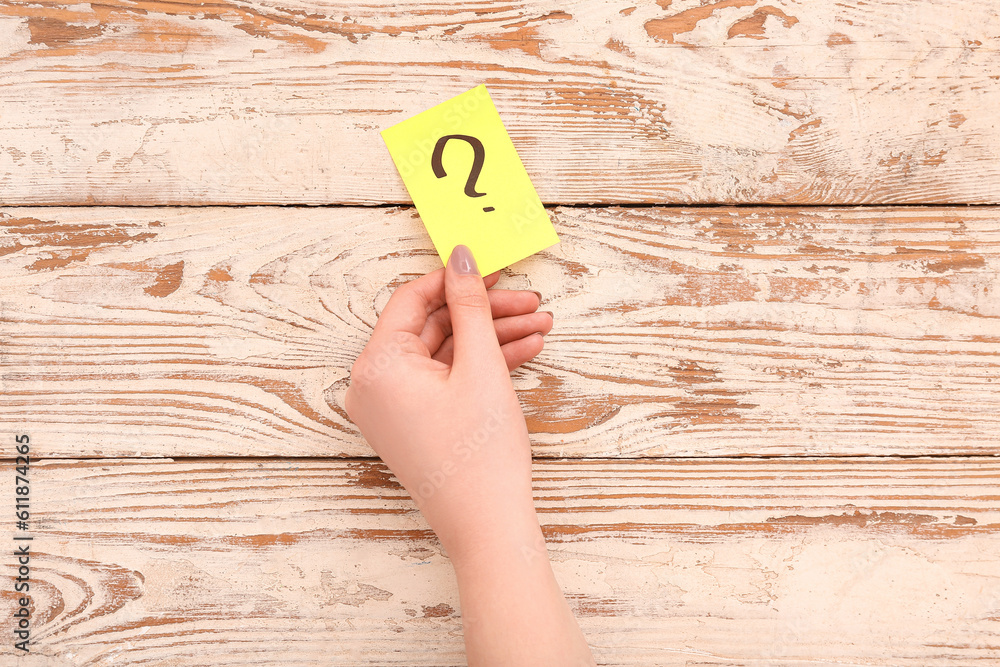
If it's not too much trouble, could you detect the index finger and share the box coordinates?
[370,268,446,343]
[371,268,501,342]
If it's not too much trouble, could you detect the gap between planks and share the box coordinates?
[8,202,1000,209]
[3,455,998,463]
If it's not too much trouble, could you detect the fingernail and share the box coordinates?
[531,290,543,303]
[542,310,554,320]
[449,244,479,275]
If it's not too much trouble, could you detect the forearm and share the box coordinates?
[447,514,596,667]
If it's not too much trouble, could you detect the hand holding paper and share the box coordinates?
[381,84,559,276]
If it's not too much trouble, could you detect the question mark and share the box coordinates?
[431,134,494,212]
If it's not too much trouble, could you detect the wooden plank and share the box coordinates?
[1,1,998,205]
[2,205,999,458]
[0,457,997,664]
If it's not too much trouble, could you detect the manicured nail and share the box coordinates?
[449,244,479,275]
[531,290,543,303]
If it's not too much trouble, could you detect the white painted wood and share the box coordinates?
[2,206,998,457]
[1,1,997,204]
[0,458,996,665]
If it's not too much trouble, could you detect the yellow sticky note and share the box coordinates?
[380,84,559,276]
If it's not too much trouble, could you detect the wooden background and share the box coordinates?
[2,0,999,664]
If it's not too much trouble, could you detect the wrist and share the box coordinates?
[439,505,548,575]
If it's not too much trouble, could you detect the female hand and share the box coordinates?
[342,245,595,666]
[343,244,552,556]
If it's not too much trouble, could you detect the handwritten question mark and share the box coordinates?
[431,134,494,212]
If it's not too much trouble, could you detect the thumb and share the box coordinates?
[445,245,506,375]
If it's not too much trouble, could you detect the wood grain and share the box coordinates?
[1,1,998,205]
[1,457,997,665]
[2,205,998,458]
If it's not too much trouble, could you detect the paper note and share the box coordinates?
[380,84,559,277]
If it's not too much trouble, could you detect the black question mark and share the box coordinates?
[431,134,495,212]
